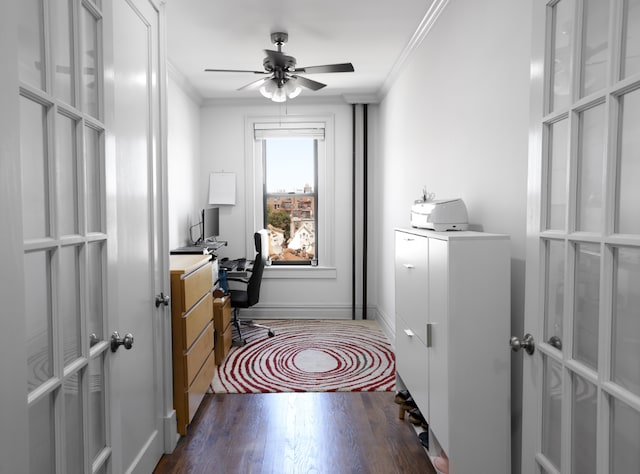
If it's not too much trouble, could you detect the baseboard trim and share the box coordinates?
[238,304,377,320]
[163,410,178,453]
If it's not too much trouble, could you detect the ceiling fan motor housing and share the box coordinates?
[271,32,288,46]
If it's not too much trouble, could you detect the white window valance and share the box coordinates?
[254,122,325,140]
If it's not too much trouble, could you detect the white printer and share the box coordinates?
[411,198,469,231]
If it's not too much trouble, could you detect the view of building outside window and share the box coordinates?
[264,137,317,264]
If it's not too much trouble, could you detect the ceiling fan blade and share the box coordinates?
[205,68,268,74]
[291,75,326,91]
[294,63,354,74]
[237,76,271,91]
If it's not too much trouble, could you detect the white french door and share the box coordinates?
[17,0,115,472]
[2,0,170,472]
[521,0,640,473]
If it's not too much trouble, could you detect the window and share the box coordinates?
[264,137,318,264]
[247,117,334,271]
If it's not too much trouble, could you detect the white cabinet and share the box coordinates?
[395,228,510,474]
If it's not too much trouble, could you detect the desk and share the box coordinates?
[170,241,227,255]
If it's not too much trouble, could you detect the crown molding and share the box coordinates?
[377,0,450,101]
[167,60,204,105]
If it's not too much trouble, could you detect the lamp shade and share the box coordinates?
[271,87,287,102]
[284,77,302,99]
[259,79,277,99]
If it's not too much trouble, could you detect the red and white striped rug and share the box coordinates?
[211,319,396,393]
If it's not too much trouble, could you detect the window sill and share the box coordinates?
[263,265,337,279]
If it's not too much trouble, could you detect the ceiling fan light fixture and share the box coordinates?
[271,87,287,103]
[259,78,277,99]
[284,77,302,99]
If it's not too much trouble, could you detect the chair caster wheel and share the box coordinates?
[268,330,275,337]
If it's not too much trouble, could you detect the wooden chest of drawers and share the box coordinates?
[170,255,215,435]
[213,295,232,365]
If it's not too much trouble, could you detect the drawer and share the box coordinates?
[185,321,214,386]
[183,293,213,349]
[182,262,212,310]
[214,325,233,365]
[213,296,232,332]
[187,349,216,422]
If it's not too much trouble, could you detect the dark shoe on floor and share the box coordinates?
[408,408,425,426]
[418,431,429,449]
[394,390,410,404]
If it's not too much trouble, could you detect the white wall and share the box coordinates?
[199,99,359,318]
[373,1,532,472]
[167,70,202,249]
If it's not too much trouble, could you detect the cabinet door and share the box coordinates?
[396,314,429,414]
[395,231,429,344]
[427,237,450,453]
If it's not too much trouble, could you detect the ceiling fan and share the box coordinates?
[204,32,354,102]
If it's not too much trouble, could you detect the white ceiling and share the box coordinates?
[165,0,434,102]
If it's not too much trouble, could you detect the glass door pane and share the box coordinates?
[579,0,609,98]
[576,104,605,232]
[28,394,55,474]
[18,0,45,89]
[80,7,100,118]
[611,398,640,472]
[89,356,107,461]
[550,0,575,112]
[51,0,74,104]
[616,88,640,235]
[547,119,569,230]
[64,372,84,473]
[85,126,103,233]
[60,246,82,365]
[611,246,640,395]
[87,242,105,343]
[544,239,565,344]
[573,243,600,370]
[621,0,640,79]
[20,97,50,240]
[25,251,53,392]
[56,113,79,237]
[542,356,562,469]
[571,374,597,474]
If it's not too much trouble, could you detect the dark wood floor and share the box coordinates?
[154,391,435,474]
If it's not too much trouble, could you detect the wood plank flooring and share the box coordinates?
[154,391,435,474]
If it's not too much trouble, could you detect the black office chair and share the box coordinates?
[228,230,275,346]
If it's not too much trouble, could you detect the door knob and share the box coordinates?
[510,333,535,355]
[548,335,562,350]
[111,331,134,352]
[89,333,101,348]
[155,292,170,308]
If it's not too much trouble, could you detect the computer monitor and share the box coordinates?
[202,207,219,242]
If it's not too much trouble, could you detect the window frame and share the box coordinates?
[263,137,319,266]
[244,114,336,277]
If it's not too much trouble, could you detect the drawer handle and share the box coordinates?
[404,329,415,337]
[426,323,433,347]
[403,263,415,269]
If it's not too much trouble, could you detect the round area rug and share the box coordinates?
[211,320,396,393]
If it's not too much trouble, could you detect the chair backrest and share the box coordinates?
[246,231,266,307]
